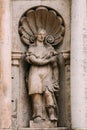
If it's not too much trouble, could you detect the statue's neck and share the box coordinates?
[36,41,44,47]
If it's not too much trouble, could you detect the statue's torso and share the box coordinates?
[28,45,53,59]
[28,45,54,95]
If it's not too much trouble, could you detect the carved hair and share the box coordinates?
[38,28,46,35]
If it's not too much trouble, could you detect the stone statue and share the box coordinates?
[25,29,59,122]
[18,6,65,126]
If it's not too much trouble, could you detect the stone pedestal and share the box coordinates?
[18,128,68,130]
[30,121,57,128]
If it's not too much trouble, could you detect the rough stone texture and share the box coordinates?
[0,0,11,129]
[18,128,68,130]
[0,1,4,41]
[0,0,71,129]
[12,0,71,128]
[0,129,12,130]
[0,0,87,129]
[64,57,71,128]
[30,121,57,128]
[71,0,87,128]
[72,129,87,130]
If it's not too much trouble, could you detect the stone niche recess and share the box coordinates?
[11,0,70,129]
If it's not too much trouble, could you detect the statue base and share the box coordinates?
[18,127,69,130]
[18,120,69,130]
[30,120,57,128]
[19,119,68,130]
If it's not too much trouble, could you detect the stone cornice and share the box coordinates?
[11,51,23,66]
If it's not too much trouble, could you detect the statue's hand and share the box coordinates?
[42,52,52,59]
[52,80,60,92]
[50,56,57,63]
[42,54,51,59]
[26,55,31,63]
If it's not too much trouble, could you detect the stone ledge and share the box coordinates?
[0,129,11,130]
[72,128,87,130]
[18,127,68,130]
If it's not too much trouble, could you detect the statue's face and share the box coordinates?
[37,29,46,42]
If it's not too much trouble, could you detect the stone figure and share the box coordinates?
[18,6,65,125]
[25,29,59,122]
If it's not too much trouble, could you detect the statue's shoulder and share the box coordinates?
[28,45,36,52]
[46,44,55,51]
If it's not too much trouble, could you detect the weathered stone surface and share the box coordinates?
[30,121,57,128]
[12,0,71,128]
[18,128,68,130]
[0,0,11,129]
[1,129,11,130]
[71,0,87,128]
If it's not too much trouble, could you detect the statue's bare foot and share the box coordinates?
[50,114,57,121]
[34,116,42,123]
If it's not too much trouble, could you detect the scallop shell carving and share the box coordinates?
[18,6,65,47]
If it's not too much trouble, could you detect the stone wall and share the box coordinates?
[0,0,87,130]
[11,0,71,129]
[0,0,11,128]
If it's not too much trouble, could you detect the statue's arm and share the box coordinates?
[28,55,50,65]
[26,49,58,65]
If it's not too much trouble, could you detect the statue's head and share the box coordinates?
[29,29,54,46]
[36,29,47,42]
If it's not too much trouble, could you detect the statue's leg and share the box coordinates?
[45,90,57,121]
[32,94,43,122]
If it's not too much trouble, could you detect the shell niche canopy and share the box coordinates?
[18,6,65,47]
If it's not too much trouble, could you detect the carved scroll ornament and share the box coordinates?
[18,6,65,47]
